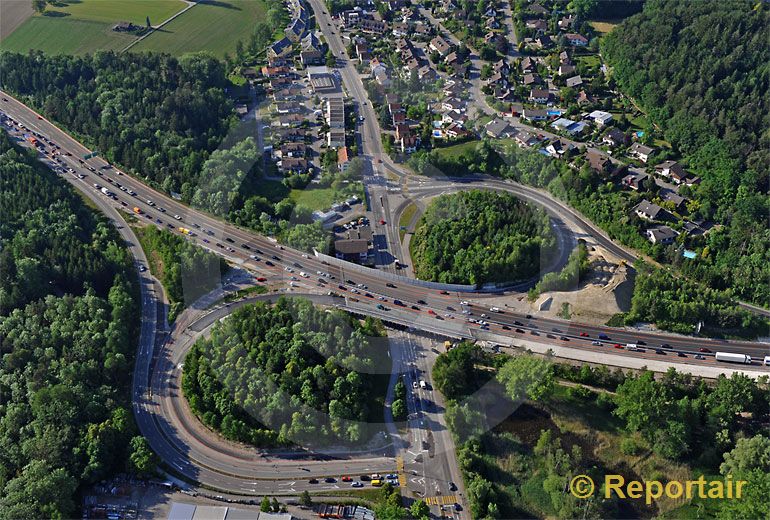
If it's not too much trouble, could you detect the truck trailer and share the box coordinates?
[715,352,752,364]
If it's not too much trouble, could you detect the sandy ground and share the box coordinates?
[0,0,33,40]
[477,246,634,325]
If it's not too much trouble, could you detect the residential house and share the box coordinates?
[526,19,547,33]
[529,2,548,15]
[520,56,536,73]
[634,199,666,221]
[371,63,390,87]
[654,160,688,183]
[515,131,538,147]
[558,63,576,76]
[268,38,293,59]
[602,127,627,147]
[586,150,612,174]
[587,110,613,127]
[534,35,553,48]
[400,134,419,153]
[485,118,515,138]
[300,33,323,65]
[551,117,586,135]
[429,36,452,56]
[660,189,687,212]
[576,90,593,105]
[546,139,574,158]
[529,88,551,104]
[646,226,678,245]
[558,15,575,30]
[621,171,649,191]
[334,239,369,262]
[337,146,350,171]
[565,33,588,46]
[521,108,548,121]
[441,97,465,112]
[523,73,541,85]
[360,19,388,34]
[559,51,571,64]
[285,18,306,42]
[565,75,583,88]
[327,128,346,148]
[279,157,308,173]
[629,142,655,163]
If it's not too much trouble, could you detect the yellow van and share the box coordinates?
[371,479,383,487]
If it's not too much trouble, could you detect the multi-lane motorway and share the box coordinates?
[2,61,769,513]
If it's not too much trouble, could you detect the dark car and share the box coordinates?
[699,347,712,353]
[386,282,397,288]
[530,330,540,336]
[515,328,525,333]
[338,285,347,290]
[241,243,251,250]
[526,314,533,319]
[655,349,666,355]
[417,299,427,305]
[411,305,420,310]
[501,325,511,330]
[677,352,687,357]
[660,343,671,349]
[449,482,457,491]
[308,479,319,484]
[324,477,336,483]
[272,255,280,260]
[225,237,234,243]
[360,475,371,481]
[513,321,523,326]
[265,261,274,266]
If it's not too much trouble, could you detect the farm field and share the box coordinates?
[0,0,185,55]
[132,0,268,57]
[0,17,136,55]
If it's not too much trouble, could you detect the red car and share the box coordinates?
[379,219,386,225]
[699,348,712,353]
[427,309,436,315]
[614,344,623,349]
[256,277,267,282]
[341,476,353,482]
[579,332,589,337]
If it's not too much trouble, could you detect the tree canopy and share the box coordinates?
[0,132,142,518]
[411,190,556,285]
[182,297,386,447]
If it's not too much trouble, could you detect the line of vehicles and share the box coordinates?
[307,473,400,488]
[5,109,769,371]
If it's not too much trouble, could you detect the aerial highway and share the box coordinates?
[2,82,769,510]
[2,91,769,368]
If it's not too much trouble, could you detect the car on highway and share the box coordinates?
[341,476,353,482]
[592,341,603,346]
[656,349,666,355]
[417,299,426,305]
[324,477,336,483]
[677,352,687,357]
[308,479,319,484]
[449,481,457,491]
[351,481,363,487]
[579,332,589,337]
[699,347,712,353]
[695,354,706,360]
[376,304,387,310]
[411,305,420,310]
[264,261,274,266]
[386,282,397,288]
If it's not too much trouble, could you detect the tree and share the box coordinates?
[31,0,46,14]
[393,398,407,420]
[129,436,158,476]
[271,497,280,512]
[409,499,430,519]
[497,356,554,402]
[260,497,271,512]
[720,435,770,475]
[299,490,313,507]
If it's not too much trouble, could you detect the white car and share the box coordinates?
[460,300,469,305]
[173,215,182,221]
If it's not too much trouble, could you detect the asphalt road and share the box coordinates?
[3,76,769,501]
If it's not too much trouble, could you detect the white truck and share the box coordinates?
[764,356,770,366]
[625,343,639,351]
[715,352,752,364]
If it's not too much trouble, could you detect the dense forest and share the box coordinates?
[134,226,227,321]
[410,190,556,285]
[601,0,770,307]
[182,297,387,447]
[0,51,234,194]
[435,345,770,519]
[0,132,146,518]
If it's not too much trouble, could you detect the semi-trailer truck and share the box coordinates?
[715,352,752,364]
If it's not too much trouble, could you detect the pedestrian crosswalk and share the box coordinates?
[396,456,407,487]
[425,495,458,506]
